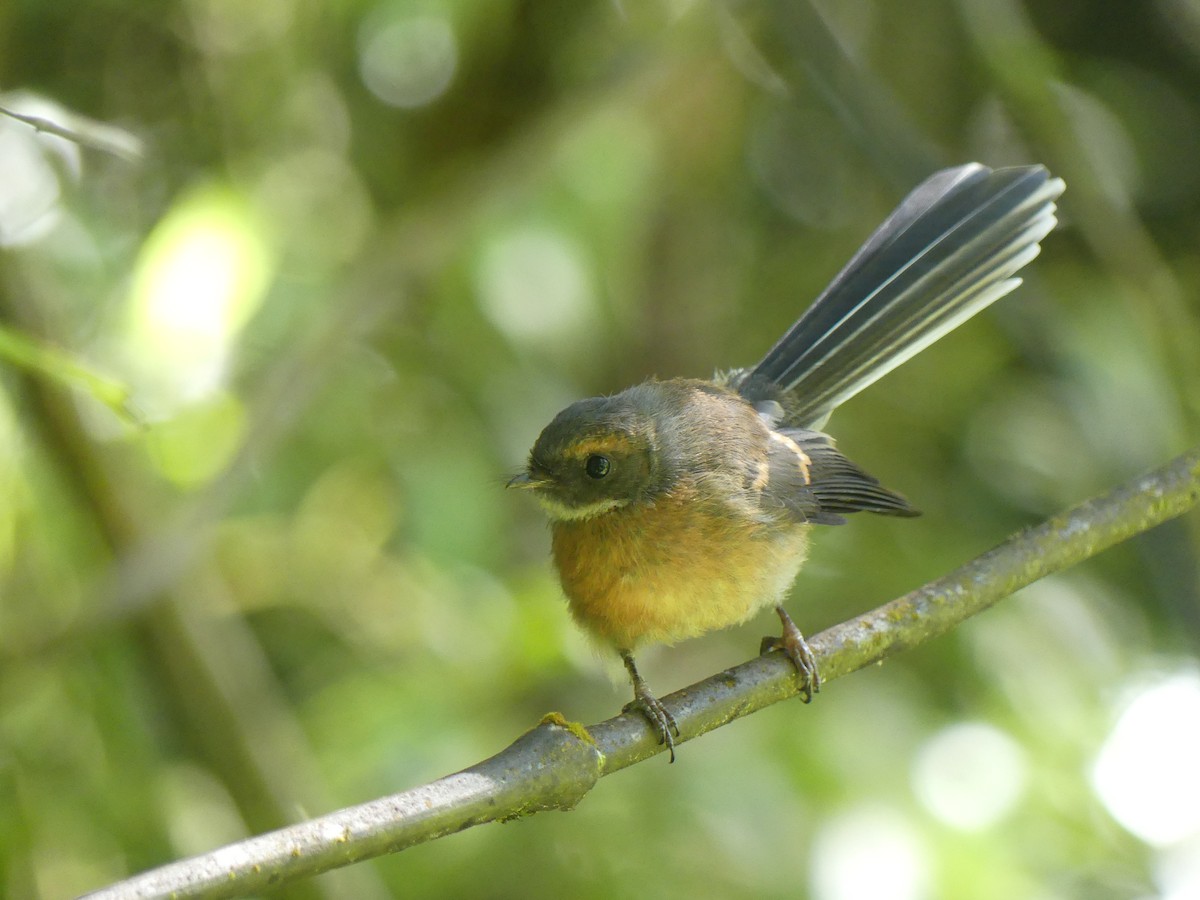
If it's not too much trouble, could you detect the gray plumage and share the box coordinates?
[726,163,1065,430]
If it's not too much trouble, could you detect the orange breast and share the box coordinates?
[551,486,811,650]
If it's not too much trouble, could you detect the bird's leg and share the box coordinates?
[760,605,822,703]
[620,650,680,763]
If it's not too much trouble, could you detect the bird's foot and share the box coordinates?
[760,606,822,703]
[621,651,680,762]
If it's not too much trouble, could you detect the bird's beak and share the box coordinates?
[507,470,547,490]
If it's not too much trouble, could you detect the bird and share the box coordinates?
[508,163,1065,761]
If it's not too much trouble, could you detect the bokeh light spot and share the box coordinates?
[358,14,457,109]
[475,226,596,345]
[1092,671,1200,846]
[912,721,1028,831]
[255,148,373,268]
[811,806,929,900]
[188,0,293,56]
[1154,834,1200,899]
[126,186,271,410]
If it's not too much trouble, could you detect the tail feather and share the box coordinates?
[745,164,1064,428]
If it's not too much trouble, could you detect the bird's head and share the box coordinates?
[508,396,658,521]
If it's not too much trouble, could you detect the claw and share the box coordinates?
[623,690,679,762]
[760,606,821,702]
[621,651,680,762]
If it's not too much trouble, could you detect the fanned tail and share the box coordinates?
[741,163,1064,428]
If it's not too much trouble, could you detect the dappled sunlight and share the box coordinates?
[2,2,1199,897]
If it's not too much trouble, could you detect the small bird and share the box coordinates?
[509,163,1064,760]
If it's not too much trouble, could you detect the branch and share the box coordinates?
[82,446,1200,900]
[0,323,138,423]
[0,102,145,161]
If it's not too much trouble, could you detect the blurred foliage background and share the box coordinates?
[2,1,1200,898]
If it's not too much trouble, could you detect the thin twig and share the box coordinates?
[81,446,1200,900]
[0,103,144,161]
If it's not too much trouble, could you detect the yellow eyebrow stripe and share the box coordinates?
[567,434,637,458]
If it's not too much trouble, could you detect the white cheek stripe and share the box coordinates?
[535,495,629,521]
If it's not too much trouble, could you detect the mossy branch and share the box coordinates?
[82,446,1200,900]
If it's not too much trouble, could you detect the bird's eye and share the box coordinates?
[585,454,610,479]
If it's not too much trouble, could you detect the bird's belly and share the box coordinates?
[550,495,810,650]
